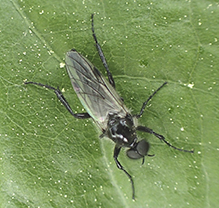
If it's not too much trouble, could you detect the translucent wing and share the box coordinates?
[65,49,128,130]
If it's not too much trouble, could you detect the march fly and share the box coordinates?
[25,14,194,200]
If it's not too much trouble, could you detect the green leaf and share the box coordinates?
[1,0,219,207]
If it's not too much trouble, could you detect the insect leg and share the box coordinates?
[136,126,194,153]
[25,82,90,119]
[91,14,115,88]
[135,82,167,118]
[113,145,135,200]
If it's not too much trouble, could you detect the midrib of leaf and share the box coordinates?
[11,0,62,63]
[100,139,130,207]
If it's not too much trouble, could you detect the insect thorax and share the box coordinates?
[105,113,137,147]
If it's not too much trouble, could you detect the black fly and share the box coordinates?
[25,14,194,200]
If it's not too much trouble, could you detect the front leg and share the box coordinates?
[136,126,194,153]
[113,145,135,200]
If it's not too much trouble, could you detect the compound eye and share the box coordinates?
[126,140,149,159]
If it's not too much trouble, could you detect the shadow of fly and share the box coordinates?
[25,14,194,200]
